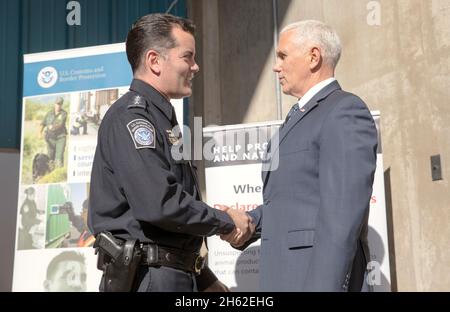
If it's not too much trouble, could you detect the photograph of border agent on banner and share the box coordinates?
[67,87,129,184]
[16,185,46,250]
[45,183,93,249]
[205,113,391,291]
[21,95,70,184]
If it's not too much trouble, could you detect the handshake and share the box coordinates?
[217,205,255,248]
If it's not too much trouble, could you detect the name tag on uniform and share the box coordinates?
[127,119,156,149]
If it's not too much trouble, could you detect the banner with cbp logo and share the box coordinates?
[205,113,391,291]
[13,43,184,291]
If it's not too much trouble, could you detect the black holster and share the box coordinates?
[94,232,142,292]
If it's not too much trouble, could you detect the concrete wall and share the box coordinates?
[0,151,19,291]
[190,0,450,291]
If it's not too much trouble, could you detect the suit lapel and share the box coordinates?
[276,101,318,149]
[263,81,342,184]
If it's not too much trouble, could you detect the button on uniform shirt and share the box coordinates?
[88,79,234,253]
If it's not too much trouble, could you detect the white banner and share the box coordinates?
[368,113,391,291]
[204,121,278,291]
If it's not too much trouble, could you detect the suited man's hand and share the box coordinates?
[217,206,255,247]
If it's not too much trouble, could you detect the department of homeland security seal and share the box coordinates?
[37,66,58,88]
[127,119,156,149]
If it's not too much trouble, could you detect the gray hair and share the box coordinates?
[281,20,342,69]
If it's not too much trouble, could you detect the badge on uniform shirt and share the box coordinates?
[127,119,156,149]
[166,129,182,145]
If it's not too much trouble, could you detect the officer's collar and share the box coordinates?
[129,79,174,121]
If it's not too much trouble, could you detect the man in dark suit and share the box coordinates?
[222,20,378,291]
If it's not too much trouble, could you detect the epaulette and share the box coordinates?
[127,94,147,109]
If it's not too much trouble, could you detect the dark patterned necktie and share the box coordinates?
[282,103,300,128]
[267,103,300,157]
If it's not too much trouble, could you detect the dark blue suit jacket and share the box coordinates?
[246,81,378,291]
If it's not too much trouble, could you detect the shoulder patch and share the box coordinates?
[126,119,156,149]
[127,95,146,109]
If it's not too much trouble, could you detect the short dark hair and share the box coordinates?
[126,13,196,73]
[46,251,86,280]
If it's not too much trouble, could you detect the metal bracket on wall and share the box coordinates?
[431,155,443,181]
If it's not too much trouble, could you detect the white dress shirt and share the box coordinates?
[297,77,336,109]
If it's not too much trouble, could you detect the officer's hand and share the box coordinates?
[219,208,255,247]
[217,205,240,244]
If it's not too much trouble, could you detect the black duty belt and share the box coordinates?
[139,243,205,275]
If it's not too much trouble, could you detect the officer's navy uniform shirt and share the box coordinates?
[88,79,234,252]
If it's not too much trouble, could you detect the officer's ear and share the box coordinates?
[144,50,163,75]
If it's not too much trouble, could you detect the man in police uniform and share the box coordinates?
[40,96,67,168]
[88,13,254,292]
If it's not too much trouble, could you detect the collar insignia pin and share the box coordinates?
[133,95,143,106]
[166,129,180,145]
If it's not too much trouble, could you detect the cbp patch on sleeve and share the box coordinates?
[126,119,156,149]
